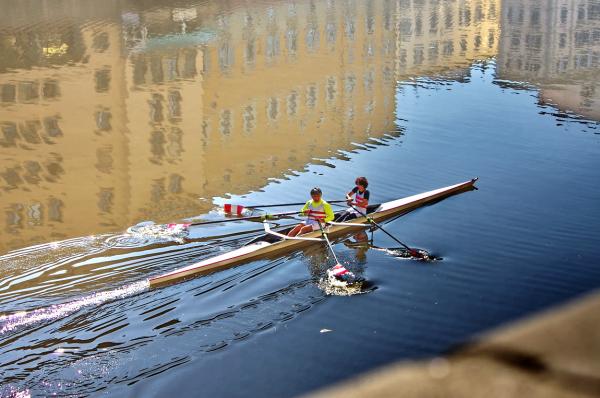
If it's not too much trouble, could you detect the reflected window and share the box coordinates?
[169,174,183,194]
[96,146,113,174]
[92,32,110,53]
[45,155,64,179]
[399,18,412,37]
[399,49,407,65]
[326,21,336,47]
[202,47,211,74]
[267,97,279,122]
[149,94,164,123]
[1,84,16,103]
[245,37,256,66]
[183,50,197,78]
[525,34,542,50]
[18,81,39,102]
[511,34,521,49]
[365,8,375,34]
[475,4,484,22]
[363,70,374,92]
[27,203,43,226]
[97,188,114,214]
[42,80,60,99]
[345,73,356,94]
[430,9,439,33]
[23,161,42,184]
[445,6,453,29]
[243,105,256,133]
[167,127,183,159]
[415,15,423,35]
[95,68,111,93]
[286,28,298,55]
[95,109,112,132]
[151,179,165,203]
[306,84,317,109]
[443,40,454,56]
[474,35,482,49]
[1,123,18,147]
[165,57,178,81]
[413,46,424,65]
[345,16,356,41]
[306,25,320,52]
[578,6,585,21]
[168,90,182,119]
[428,42,439,61]
[19,121,41,144]
[266,34,280,61]
[133,56,148,85]
[575,31,590,46]
[43,116,63,138]
[47,198,64,222]
[6,204,24,229]
[201,119,210,146]
[287,91,298,117]
[560,7,568,24]
[220,109,233,135]
[364,39,375,58]
[1,167,23,189]
[530,8,540,26]
[150,129,166,163]
[219,42,234,71]
[151,56,164,83]
[326,77,337,103]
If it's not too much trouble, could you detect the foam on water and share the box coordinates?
[0,281,149,334]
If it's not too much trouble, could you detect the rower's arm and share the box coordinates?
[323,202,335,222]
[300,200,311,216]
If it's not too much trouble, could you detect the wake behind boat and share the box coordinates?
[149,178,478,287]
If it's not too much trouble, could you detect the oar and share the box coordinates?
[316,221,359,284]
[166,210,301,230]
[346,203,424,258]
[316,220,342,265]
[223,200,347,215]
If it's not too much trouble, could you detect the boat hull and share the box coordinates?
[149,178,477,287]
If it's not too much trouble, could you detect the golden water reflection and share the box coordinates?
[6,0,595,252]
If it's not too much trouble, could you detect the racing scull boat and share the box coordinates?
[149,178,478,287]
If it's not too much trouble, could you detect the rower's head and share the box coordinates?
[310,187,322,201]
[355,177,368,192]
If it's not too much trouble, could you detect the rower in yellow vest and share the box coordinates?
[287,187,335,237]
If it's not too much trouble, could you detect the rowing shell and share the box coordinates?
[149,178,478,287]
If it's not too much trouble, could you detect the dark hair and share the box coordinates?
[355,177,368,188]
[310,187,322,195]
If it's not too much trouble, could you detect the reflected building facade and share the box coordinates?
[497,0,600,119]
[0,0,500,251]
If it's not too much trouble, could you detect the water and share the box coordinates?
[1,0,599,396]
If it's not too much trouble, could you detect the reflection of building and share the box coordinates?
[497,0,600,119]
[395,0,499,76]
[0,0,500,252]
